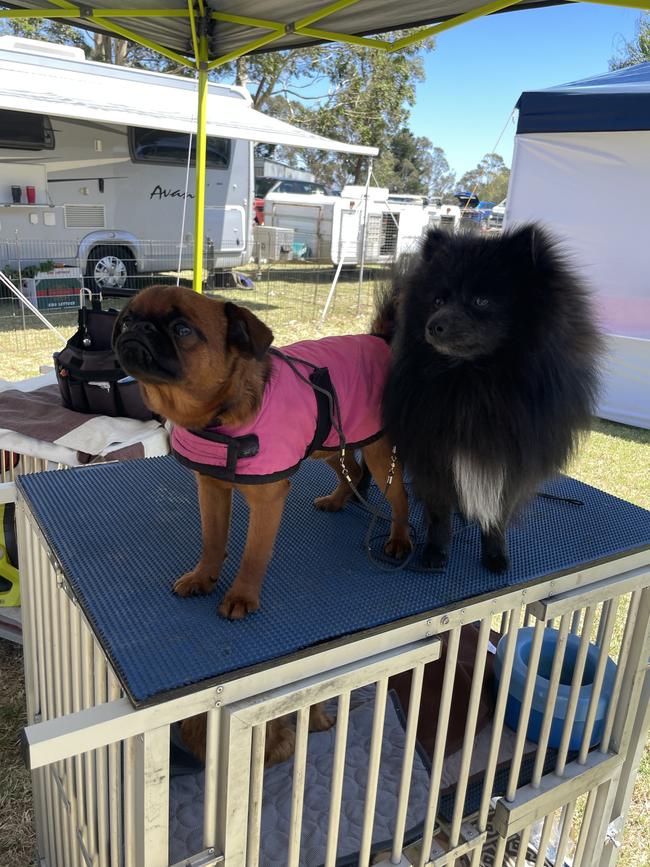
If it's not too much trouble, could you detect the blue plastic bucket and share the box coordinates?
[494,627,617,751]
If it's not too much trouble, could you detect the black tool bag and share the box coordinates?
[54,296,154,421]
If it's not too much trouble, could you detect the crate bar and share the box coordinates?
[324,690,351,867]
[58,582,82,867]
[506,618,546,801]
[46,547,72,867]
[246,723,266,867]
[570,608,582,634]
[418,627,462,867]
[203,708,222,851]
[490,834,508,867]
[513,825,532,867]
[600,590,642,753]
[528,566,650,621]
[70,602,86,856]
[449,618,491,846]
[579,597,619,764]
[533,812,554,867]
[17,501,39,720]
[123,736,136,867]
[43,547,63,864]
[586,589,650,866]
[287,706,310,867]
[573,787,597,865]
[554,799,577,867]
[597,668,650,867]
[555,606,596,776]
[359,677,389,865]
[580,774,621,866]
[222,714,253,863]
[81,626,98,861]
[606,587,650,756]
[531,613,570,788]
[19,505,50,859]
[134,724,170,866]
[477,608,520,833]
[108,672,123,867]
[596,598,613,646]
[492,751,622,838]
[391,664,425,862]
[94,646,110,867]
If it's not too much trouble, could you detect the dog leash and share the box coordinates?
[269,347,417,571]
[268,349,584,571]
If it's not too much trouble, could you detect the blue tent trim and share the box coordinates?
[516,62,650,134]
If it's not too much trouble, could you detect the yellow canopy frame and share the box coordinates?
[2,0,648,290]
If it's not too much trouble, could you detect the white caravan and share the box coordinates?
[0,37,375,292]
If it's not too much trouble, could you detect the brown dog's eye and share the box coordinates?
[173,322,193,338]
[473,297,489,308]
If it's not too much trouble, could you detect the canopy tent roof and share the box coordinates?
[516,62,650,134]
[0,38,378,153]
[2,0,566,67]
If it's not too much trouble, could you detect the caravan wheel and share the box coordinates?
[85,245,136,295]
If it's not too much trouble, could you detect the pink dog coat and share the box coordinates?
[171,334,390,483]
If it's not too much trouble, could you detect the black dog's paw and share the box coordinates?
[481,551,510,572]
[422,544,448,570]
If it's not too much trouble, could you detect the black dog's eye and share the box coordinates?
[434,297,445,307]
[473,297,489,308]
[173,321,193,338]
[120,316,132,332]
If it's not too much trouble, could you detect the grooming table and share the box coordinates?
[16,456,650,705]
[15,457,650,867]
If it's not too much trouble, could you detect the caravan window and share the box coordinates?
[129,128,231,169]
[0,110,55,150]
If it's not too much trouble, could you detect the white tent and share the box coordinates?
[506,63,650,429]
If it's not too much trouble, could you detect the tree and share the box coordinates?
[609,13,650,69]
[276,34,436,189]
[458,152,510,203]
[429,147,456,200]
[372,130,455,200]
[376,128,434,196]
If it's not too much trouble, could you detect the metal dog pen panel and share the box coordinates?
[14,479,650,867]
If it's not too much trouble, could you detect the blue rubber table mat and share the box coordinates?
[17,456,650,705]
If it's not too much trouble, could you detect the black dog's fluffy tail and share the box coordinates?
[371,253,417,340]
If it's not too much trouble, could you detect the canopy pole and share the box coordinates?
[192,31,209,293]
[357,157,373,312]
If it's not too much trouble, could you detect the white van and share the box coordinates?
[0,37,376,292]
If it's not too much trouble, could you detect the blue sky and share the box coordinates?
[409,2,642,178]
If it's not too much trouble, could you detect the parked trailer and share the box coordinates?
[264,185,460,265]
[0,37,376,290]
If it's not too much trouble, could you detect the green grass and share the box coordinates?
[0,271,648,866]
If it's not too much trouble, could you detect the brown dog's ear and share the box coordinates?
[224,301,274,360]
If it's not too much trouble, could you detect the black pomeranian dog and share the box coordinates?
[377,225,603,572]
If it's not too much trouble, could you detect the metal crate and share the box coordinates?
[14,475,650,867]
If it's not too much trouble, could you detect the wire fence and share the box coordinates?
[0,237,393,381]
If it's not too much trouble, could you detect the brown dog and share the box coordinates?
[113,285,411,620]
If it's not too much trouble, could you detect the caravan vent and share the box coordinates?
[64,205,105,229]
